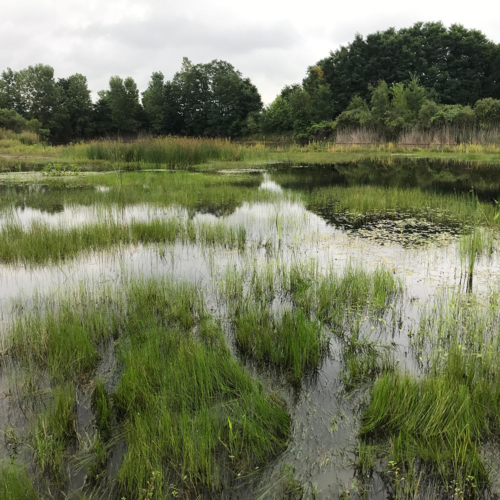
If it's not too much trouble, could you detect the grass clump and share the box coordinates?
[221,261,400,382]
[235,307,328,380]
[360,341,500,497]
[33,383,76,480]
[91,379,113,438]
[60,137,269,166]
[342,345,393,388]
[0,461,39,500]
[10,278,204,379]
[0,218,246,265]
[9,278,290,497]
[114,319,290,497]
[286,263,401,327]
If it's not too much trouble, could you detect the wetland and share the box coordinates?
[2,154,500,499]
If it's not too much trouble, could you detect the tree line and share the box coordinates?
[1,21,500,144]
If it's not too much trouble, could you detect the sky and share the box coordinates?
[2,0,500,104]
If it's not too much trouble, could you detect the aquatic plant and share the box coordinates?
[0,218,246,265]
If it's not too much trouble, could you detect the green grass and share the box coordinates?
[0,461,39,500]
[220,261,401,381]
[10,278,204,379]
[33,383,76,480]
[59,137,271,166]
[92,378,113,439]
[286,262,401,326]
[234,307,327,380]
[360,291,500,497]
[0,217,246,264]
[307,185,500,227]
[0,170,286,214]
[115,320,290,497]
[8,278,290,497]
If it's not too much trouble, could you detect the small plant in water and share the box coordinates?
[42,163,81,176]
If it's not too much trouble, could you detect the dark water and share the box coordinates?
[1,158,500,499]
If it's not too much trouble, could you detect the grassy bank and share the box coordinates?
[3,136,500,175]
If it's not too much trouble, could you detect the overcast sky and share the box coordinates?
[2,0,500,104]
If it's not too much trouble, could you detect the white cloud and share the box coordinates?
[2,0,500,104]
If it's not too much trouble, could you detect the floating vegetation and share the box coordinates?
[344,216,458,247]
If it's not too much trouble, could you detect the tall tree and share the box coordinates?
[101,76,144,135]
[310,22,500,116]
[57,73,93,141]
[172,58,262,137]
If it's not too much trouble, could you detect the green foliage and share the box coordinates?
[99,76,144,135]
[0,108,28,133]
[334,96,371,129]
[311,22,500,114]
[430,104,476,127]
[41,163,81,176]
[261,96,292,133]
[474,98,500,128]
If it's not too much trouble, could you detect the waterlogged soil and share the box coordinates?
[1,159,500,499]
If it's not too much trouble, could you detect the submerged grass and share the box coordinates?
[8,278,290,497]
[0,217,246,264]
[33,383,76,480]
[360,292,500,497]
[221,261,401,381]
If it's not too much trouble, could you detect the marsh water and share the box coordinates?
[1,157,500,499]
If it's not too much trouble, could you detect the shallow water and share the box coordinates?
[1,159,500,499]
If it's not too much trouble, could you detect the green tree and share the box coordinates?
[430,104,476,127]
[474,98,500,128]
[0,68,17,110]
[261,97,292,133]
[334,96,371,128]
[57,73,93,141]
[0,108,27,133]
[92,91,113,137]
[172,58,261,137]
[101,76,144,135]
[142,72,166,135]
[309,22,500,116]
[370,81,390,127]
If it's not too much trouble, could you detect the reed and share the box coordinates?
[60,137,270,166]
